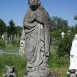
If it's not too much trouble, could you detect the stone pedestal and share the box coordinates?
[23,71,58,77]
[67,69,77,77]
[3,65,18,77]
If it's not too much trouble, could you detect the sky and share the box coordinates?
[0,0,77,26]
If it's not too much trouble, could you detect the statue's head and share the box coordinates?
[28,0,41,10]
[75,34,77,40]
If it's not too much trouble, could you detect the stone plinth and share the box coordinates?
[23,71,58,77]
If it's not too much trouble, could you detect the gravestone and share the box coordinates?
[67,34,77,77]
[19,30,25,55]
[2,32,8,43]
[23,0,57,77]
[14,34,17,40]
[10,35,13,41]
[3,65,18,77]
[67,30,71,34]
[17,34,20,40]
[61,32,65,38]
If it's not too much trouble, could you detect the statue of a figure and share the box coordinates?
[23,0,50,77]
[3,65,18,77]
[67,34,77,77]
[69,34,77,70]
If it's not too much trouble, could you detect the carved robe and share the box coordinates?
[23,5,50,77]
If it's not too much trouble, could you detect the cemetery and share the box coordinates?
[0,0,77,77]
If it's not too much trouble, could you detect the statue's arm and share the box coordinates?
[23,21,37,30]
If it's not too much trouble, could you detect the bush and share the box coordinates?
[11,40,20,47]
[0,54,27,77]
[57,34,73,58]
[0,39,5,49]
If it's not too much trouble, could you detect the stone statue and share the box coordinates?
[23,0,50,77]
[69,34,77,70]
[67,34,77,77]
[3,65,18,77]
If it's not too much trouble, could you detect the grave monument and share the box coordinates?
[23,0,51,77]
[3,65,18,77]
[67,34,77,77]
[19,30,25,55]
[61,32,65,38]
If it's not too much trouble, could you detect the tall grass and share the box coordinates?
[48,46,70,77]
[0,46,70,77]
[0,54,27,77]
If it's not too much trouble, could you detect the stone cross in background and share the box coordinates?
[61,32,65,38]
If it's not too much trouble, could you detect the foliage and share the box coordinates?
[7,19,22,37]
[50,16,77,58]
[0,39,5,49]
[0,39,20,50]
[7,19,16,36]
[0,46,69,77]
[0,19,6,37]
[0,54,27,77]
[48,46,69,77]
[57,34,72,58]
[11,40,20,47]
[50,16,68,32]
[15,26,22,36]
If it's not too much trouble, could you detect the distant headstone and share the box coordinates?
[61,32,65,38]
[3,65,18,77]
[67,34,77,77]
[17,34,20,40]
[19,30,25,55]
[67,30,71,34]
[2,32,8,43]
[14,34,17,40]
[10,35,13,41]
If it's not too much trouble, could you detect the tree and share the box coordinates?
[7,19,15,36]
[0,19,6,36]
[50,16,69,45]
[15,26,22,36]
[50,16,68,31]
[57,34,72,58]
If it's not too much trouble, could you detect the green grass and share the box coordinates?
[0,39,20,51]
[0,54,27,77]
[48,46,70,77]
[0,45,70,77]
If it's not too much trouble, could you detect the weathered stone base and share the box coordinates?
[67,69,77,77]
[23,71,58,77]
[48,72,58,77]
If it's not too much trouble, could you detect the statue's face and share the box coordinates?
[28,0,40,6]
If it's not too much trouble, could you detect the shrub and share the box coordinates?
[0,39,5,49]
[0,54,27,77]
[57,34,73,58]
